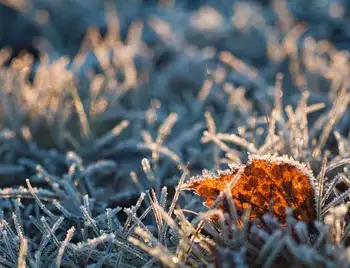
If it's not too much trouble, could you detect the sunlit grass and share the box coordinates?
[0,0,350,267]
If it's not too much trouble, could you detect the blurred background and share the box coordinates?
[0,0,350,214]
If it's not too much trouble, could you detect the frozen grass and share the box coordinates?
[0,0,350,267]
